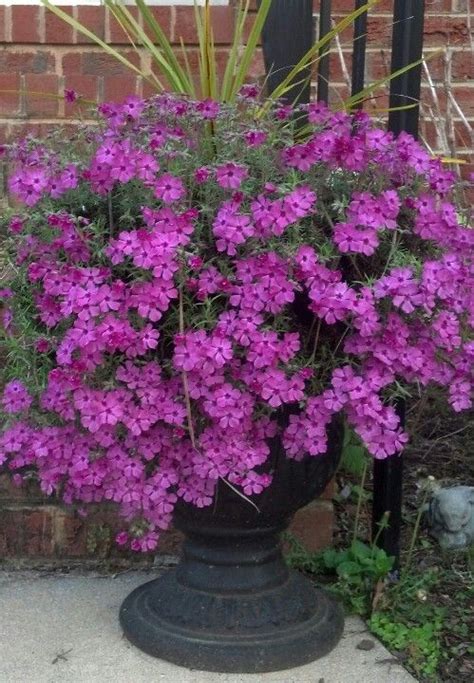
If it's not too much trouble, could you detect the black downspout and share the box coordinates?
[351,0,368,105]
[317,0,332,103]
[259,0,314,106]
[372,1,425,569]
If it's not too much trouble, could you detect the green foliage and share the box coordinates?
[285,534,394,615]
[340,423,369,477]
[370,611,444,679]
[86,523,113,558]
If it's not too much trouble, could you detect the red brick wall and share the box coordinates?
[0,1,472,175]
[0,2,472,564]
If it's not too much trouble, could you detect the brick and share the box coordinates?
[174,6,235,45]
[24,74,59,117]
[0,474,44,503]
[101,74,139,103]
[328,83,351,108]
[11,6,41,44]
[451,50,474,80]
[423,17,472,45]
[53,507,121,557]
[320,478,336,502]
[0,73,21,116]
[64,74,99,115]
[144,7,172,43]
[174,46,229,88]
[142,77,164,100]
[0,7,6,44]
[158,528,183,556]
[108,6,141,45]
[457,156,473,180]
[82,51,140,77]
[44,6,74,45]
[0,50,56,75]
[419,0,454,11]
[319,0,453,13]
[288,500,335,553]
[421,118,474,151]
[76,6,106,44]
[0,507,54,556]
[247,48,265,82]
[62,52,82,76]
[451,0,469,11]
[422,84,474,117]
[326,50,353,85]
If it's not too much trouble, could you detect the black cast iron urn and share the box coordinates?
[120,419,344,672]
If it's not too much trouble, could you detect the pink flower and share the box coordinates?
[64,89,78,103]
[244,130,267,147]
[2,381,33,413]
[196,98,220,119]
[154,174,186,203]
[216,163,248,190]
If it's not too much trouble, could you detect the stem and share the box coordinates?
[220,477,261,512]
[306,316,317,353]
[331,325,350,359]
[405,487,431,573]
[381,228,399,277]
[309,319,322,365]
[349,255,364,281]
[108,193,114,236]
[372,511,390,551]
[178,266,196,449]
[353,458,368,543]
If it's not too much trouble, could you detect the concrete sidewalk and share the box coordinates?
[0,570,416,683]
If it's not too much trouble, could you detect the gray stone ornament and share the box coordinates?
[427,486,474,550]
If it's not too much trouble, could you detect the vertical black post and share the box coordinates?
[387,0,425,138]
[351,0,368,104]
[372,1,425,568]
[259,0,314,105]
[372,401,405,568]
[317,0,332,103]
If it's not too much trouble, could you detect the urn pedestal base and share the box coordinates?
[120,527,344,673]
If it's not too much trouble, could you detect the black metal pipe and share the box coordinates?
[387,0,425,138]
[372,2,425,568]
[351,0,368,104]
[259,0,314,105]
[372,402,405,568]
[317,0,332,103]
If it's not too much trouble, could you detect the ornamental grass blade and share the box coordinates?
[221,0,250,102]
[229,0,273,101]
[179,38,197,100]
[342,50,443,111]
[195,0,218,100]
[41,1,151,84]
[105,1,188,94]
[262,0,380,109]
[134,0,193,94]
[103,1,165,92]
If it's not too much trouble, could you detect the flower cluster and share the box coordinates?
[1,93,472,551]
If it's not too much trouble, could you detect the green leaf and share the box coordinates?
[41,1,153,85]
[341,444,369,476]
[336,560,363,578]
[342,49,443,110]
[261,1,381,109]
[106,0,189,94]
[350,539,372,560]
[228,0,273,101]
[135,0,193,93]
